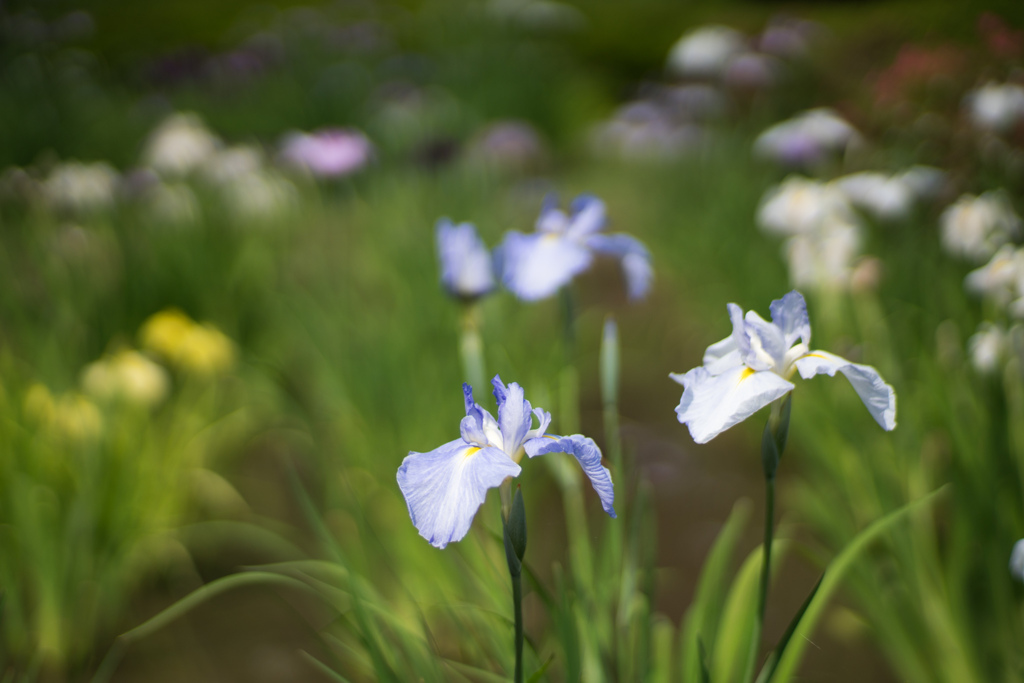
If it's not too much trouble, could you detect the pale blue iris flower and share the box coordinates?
[671,290,896,444]
[437,219,496,300]
[499,194,652,302]
[397,376,616,549]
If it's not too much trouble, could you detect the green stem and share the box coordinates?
[758,476,776,629]
[512,571,524,683]
[459,303,485,394]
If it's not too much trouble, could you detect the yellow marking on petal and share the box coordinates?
[739,367,757,382]
[463,446,481,459]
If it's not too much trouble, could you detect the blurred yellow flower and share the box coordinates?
[53,393,103,442]
[140,309,235,375]
[23,383,56,424]
[82,349,169,408]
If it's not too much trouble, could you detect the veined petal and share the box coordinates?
[702,335,742,375]
[675,364,794,443]
[397,441,520,549]
[769,290,811,347]
[525,407,551,440]
[795,350,896,430]
[496,381,532,456]
[742,310,787,370]
[463,383,499,446]
[586,233,653,300]
[525,435,615,517]
[499,231,593,301]
[566,194,608,240]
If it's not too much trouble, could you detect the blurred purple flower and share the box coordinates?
[437,219,496,300]
[280,128,373,178]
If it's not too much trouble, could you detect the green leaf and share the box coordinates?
[680,499,751,683]
[527,654,556,683]
[769,486,948,683]
[754,574,823,683]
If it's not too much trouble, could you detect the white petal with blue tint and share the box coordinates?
[565,195,608,240]
[675,364,794,444]
[794,350,896,431]
[525,435,616,517]
[397,440,520,549]
[494,378,533,458]
[500,231,593,301]
[702,336,741,375]
[769,290,811,347]
[436,219,495,299]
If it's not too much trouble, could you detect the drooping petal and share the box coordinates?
[397,441,520,549]
[525,435,615,517]
[675,364,795,444]
[794,350,896,430]
[566,194,608,240]
[769,290,811,347]
[460,415,489,447]
[496,381,533,457]
[702,335,742,375]
[586,233,653,300]
[499,231,593,301]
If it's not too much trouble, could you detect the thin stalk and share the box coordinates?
[512,572,524,683]
[458,303,485,394]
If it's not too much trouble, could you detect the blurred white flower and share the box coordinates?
[964,245,1024,311]
[666,26,746,79]
[1011,539,1024,581]
[220,169,297,223]
[898,165,946,199]
[835,172,916,222]
[967,322,1008,374]
[757,176,854,236]
[143,112,222,176]
[42,161,119,213]
[965,82,1024,134]
[201,145,265,185]
[754,108,862,168]
[940,192,1021,263]
[785,219,862,291]
[280,128,373,178]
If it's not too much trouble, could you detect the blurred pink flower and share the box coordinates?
[280,128,373,177]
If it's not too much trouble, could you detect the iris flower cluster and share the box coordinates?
[435,194,652,303]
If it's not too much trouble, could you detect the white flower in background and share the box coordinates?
[835,172,917,222]
[898,165,946,200]
[143,112,222,176]
[220,169,297,223]
[964,245,1024,309]
[965,82,1024,134]
[201,145,265,185]
[666,25,746,79]
[82,349,169,408]
[1012,539,1024,581]
[785,219,862,291]
[968,322,1008,374]
[940,192,1021,263]
[757,176,854,236]
[42,161,119,212]
[754,108,862,168]
[145,181,200,225]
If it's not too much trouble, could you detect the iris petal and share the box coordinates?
[675,364,794,443]
[794,350,896,430]
[499,231,594,301]
[397,441,520,549]
[769,290,811,347]
[587,233,653,300]
[497,381,532,457]
[525,434,616,517]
